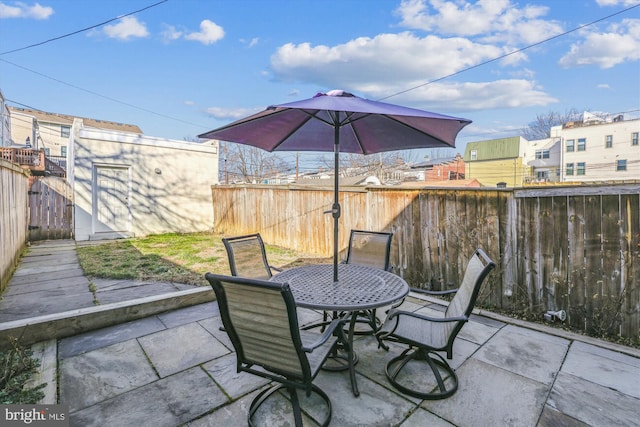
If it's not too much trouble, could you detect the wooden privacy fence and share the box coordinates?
[211,183,640,339]
[28,177,73,241]
[0,160,29,292]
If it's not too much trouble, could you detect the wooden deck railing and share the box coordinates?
[0,148,65,176]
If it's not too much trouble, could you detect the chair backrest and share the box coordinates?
[205,273,312,382]
[443,248,495,341]
[345,230,393,270]
[222,233,273,279]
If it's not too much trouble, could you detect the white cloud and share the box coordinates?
[270,31,556,111]
[161,24,182,43]
[597,84,611,89]
[596,0,640,6]
[185,19,224,45]
[0,1,53,19]
[271,32,505,88]
[559,19,640,68]
[373,79,558,111]
[240,37,259,47]
[103,16,149,40]
[206,106,258,120]
[395,0,563,45]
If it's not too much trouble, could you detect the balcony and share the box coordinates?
[1,147,66,177]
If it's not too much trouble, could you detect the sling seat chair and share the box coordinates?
[375,248,495,400]
[222,233,282,279]
[205,273,348,426]
[322,229,394,334]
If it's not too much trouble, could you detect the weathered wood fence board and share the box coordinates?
[211,183,640,339]
[28,177,73,241]
[0,160,29,292]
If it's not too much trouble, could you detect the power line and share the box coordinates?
[3,2,638,142]
[379,2,640,102]
[1,58,207,129]
[0,0,169,56]
[0,0,208,132]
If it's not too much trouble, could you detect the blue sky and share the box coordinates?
[1,0,639,169]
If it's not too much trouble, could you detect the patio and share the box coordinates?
[56,295,640,426]
[2,240,638,426]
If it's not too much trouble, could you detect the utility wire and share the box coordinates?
[2,2,638,137]
[379,2,640,101]
[1,58,206,129]
[0,0,169,56]
[0,0,207,130]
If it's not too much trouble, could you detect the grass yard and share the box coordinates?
[76,232,326,286]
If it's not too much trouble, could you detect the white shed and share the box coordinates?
[69,119,218,241]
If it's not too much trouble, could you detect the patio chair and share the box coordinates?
[205,273,347,427]
[330,229,394,334]
[375,248,495,400]
[344,229,394,271]
[222,233,283,279]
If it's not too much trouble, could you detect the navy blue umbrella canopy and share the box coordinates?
[199,90,471,280]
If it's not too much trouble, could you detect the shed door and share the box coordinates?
[94,166,130,233]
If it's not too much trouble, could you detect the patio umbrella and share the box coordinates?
[199,90,471,281]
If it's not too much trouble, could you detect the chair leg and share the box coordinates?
[247,383,332,427]
[385,348,459,400]
[289,387,303,427]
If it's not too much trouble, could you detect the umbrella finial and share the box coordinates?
[324,89,354,97]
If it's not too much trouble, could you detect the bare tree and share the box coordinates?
[520,108,583,140]
[220,142,287,183]
[317,151,406,177]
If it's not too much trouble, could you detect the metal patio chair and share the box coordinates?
[376,248,495,400]
[334,229,394,334]
[205,273,347,427]
[222,233,282,279]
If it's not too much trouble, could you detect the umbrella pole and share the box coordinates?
[332,124,340,282]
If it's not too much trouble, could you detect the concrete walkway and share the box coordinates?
[1,240,639,426]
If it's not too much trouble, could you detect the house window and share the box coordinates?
[577,138,586,151]
[633,132,639,146]
[536,171,549,180]
[44,148,50,156]
[617,159,627,171]
[577,162,586,175]
[566,163,574,175]
[61,146,67,157]
[535,149,550,159]
[61,125,71,138]
[605,135,612,148]
[566,139,574,152]
[470,149,477,161]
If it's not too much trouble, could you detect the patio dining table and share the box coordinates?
[271,263,409,396]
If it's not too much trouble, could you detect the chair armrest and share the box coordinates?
[301,318,343,352]
[386,309,468,324]
[410,287,458,296]
[270,266,283,273]
[376,309,468,343]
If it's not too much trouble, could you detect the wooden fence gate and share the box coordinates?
[28,177,73,241]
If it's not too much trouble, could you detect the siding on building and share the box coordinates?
[464,136,529,187]
[555,118,640,182]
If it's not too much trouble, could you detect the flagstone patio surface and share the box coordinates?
[1,240,638,426]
